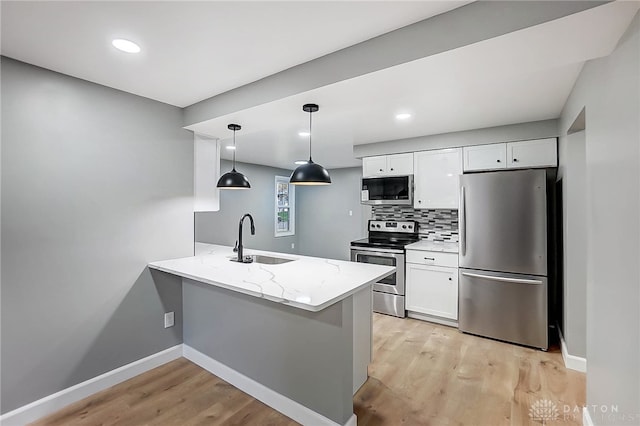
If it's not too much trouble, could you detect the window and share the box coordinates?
[275,176,295,237]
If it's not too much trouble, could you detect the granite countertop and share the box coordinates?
[405,240,459,253]
[149,243,395,312]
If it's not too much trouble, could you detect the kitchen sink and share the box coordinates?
[229,254,296,264]
[251,255,295,264]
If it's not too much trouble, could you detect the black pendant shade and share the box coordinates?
[290,104,331,186]
[289,160,331,185]
[217,169,251,189]
[217,124,251,189]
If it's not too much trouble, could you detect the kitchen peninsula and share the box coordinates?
[149,243,395,426]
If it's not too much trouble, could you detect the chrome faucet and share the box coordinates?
[237,213,255,263]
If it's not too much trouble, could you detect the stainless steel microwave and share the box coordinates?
[361,175,413,205]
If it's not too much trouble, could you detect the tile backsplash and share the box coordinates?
[371,206,459,242]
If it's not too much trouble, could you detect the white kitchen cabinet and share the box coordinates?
[362,153,413,176]
[414,148,462,209]
[387,153,414,174]
[406,262,458,320]
[463,143,507,172]
[507,138,557,168]
[362,156,387,177]
[194,133,220,212]
[463,138,557,172]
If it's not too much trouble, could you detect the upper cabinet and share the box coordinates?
[414,148,462,209]
[362,153,413,177]
[463,138,557,172]
[362,156,387,177]
[362,138,556,206]
[463,143,507,171]
[507,138,557,169]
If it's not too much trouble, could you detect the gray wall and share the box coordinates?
[195,160,297,254]
[196,164,368,261]
[556,131,587,358]
[297,167,368,261]
[183,278,354,424]
[0,58,193,413]
[559,11,639,424]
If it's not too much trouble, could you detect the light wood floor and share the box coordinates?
[31,314,585,426]
[355,314,585,426]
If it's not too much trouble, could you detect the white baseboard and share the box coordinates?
[407,311,458,328]
[557,326,587,372]
[583,406,594,426]
[183,345,355,426]
[0,344,183,426]
[2,344,355,426]
[344,414,357,426]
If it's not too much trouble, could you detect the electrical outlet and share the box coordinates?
[349,210,353,216]
[291,243,295,249]
[164,312,175,328]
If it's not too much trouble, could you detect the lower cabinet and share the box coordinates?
[406,262,458,321]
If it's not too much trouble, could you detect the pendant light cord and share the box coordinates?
[308,110,313,162]
[232,129,237,171]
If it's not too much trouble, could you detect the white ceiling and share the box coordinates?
[1,1,470,107]
[2,1,638,171]
[186,1,639,169]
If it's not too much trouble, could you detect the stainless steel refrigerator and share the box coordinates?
[459,169,550,350]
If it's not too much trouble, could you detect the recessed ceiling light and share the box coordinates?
[226,146,236,150]
[298,131,310,137]
[396,113,412,120]
[294,160,308,165]
[112,39,141,53]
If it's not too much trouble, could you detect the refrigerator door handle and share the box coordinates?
[460,186,466,256]
[461,271,543,285]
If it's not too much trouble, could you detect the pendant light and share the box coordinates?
[217,124,251,189]
[290,104,331,185]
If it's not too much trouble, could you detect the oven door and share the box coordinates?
[350,247,405,295]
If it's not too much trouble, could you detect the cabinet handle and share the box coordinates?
[379,168,383,172]
[448,277,452,281]
[513,158,519,162]
[390,168,394,171]
[424,257,435,261]
[496,159,501,163]
[418,200,422,203]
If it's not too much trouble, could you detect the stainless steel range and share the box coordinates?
[350,220,419,318]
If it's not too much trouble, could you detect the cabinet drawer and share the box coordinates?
[406,250,458,267]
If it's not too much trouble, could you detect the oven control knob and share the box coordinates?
[376,224,381,228]
[402,225,407,229]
